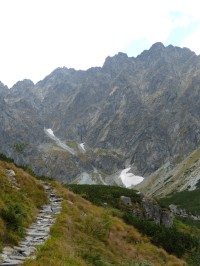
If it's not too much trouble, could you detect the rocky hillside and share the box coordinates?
[1,42,200,187]
[136,146,200,196]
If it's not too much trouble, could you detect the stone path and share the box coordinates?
[0,182,63,266]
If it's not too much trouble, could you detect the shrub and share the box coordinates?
[123,214,199,258]
[1,201,26,232]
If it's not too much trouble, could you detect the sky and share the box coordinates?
[0,0,200,88]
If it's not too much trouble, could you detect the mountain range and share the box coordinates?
[1,42,200,193]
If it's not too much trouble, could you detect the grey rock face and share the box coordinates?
[161,211,174,228]
[131,197,173,227]
[169,204,200,221]
[1,43,200,183]
[120,196,132,206]
[141,198,173,227]
[119,194,173,227]
[142,198,161,224]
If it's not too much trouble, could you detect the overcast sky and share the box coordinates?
[0,0,200,87]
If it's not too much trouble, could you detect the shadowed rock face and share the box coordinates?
[141,198,173,227]
[120,194,173,227]
[1,43,200,182]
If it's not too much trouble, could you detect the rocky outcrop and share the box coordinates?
[140,198,173,227]
[121,195,173,227]
[169,204,200,221]
[120,196,133,206]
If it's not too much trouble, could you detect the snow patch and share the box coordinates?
[44,127,76,155]
[80,143,86,151]
[120,167,144,187]
[46,128,55,137]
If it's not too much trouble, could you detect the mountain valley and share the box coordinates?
[1,42,200,264]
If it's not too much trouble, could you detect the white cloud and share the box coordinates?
[0,0,200,87]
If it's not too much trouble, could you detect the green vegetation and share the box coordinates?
[67,184,200,264]
[158,188,200,264]
[0,153,14,163]
[24,182,185,266]
[0,158,187,265]
[174,217,200,240]
[67,184,141,208]
[159,188,200,215]
[13,143,27,153]
[123,215,198,258]
[0,160,47,249]
[0,157,190,265]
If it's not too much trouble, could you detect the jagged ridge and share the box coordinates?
[0,43,200,185]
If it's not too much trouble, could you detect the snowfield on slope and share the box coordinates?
[44,128,76,155]
[46,128,55,137]
[80,143,86,151]
[120,168,144,187]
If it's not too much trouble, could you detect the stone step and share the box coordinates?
[7,256,25,261]
[0,259,23,265]
[50,198,63,202]
[27,231,48,237]
[0,182,63,265]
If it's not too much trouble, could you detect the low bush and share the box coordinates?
[68,184,200,263]
[123,214,199,258]
[158,188,200,215]
[67,184,141,208]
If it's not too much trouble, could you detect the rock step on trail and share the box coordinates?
[0,182,63,266]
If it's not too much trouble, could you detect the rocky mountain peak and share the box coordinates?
[11,79,35,91]
[0,43,200,186]
[0,81,8,93]
[103,52,129,65]
[103,52,134,77]
[150,41,165,50]
[137,42,165,60]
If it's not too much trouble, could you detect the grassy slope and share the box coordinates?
[67,184,200,265]
[0,160,186,265]
[0,160,47,250]
[24,182,186,266]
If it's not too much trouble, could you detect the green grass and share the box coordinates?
[0,160,47,249]
[67,184,200,263]
[0,155,186,265]
[123,214,199,258]
[23,182,185,266]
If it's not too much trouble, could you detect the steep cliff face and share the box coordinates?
[0,43,200,184]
